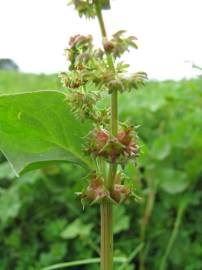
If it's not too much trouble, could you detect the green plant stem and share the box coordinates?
[95,2,118,270]
[107,86,118,191]
[101,200,113,270]
[139,181,156,270]
[95,1,118,190]
[107,53,118,190]
[159,203,186,270]
[94,1,107,38]
[107,164,117,190]
[111,89,118,134]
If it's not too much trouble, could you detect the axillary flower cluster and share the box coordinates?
[59,0,147,207]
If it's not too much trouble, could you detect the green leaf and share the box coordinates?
[151,136,171,160]
[39,243,67,265]
[114,206,130,234]
[0,186,21,224]
[0,162,16,179]
[156,168,189,194]
[60,219,92,239]
[0,171,41,224]
[0,90,93,176]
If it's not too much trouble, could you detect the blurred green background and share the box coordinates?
[0,70,201,270]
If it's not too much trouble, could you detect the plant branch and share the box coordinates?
[94,1,107,38]
[41,257,126,270]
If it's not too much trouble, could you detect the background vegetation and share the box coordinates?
[0,70,201,270]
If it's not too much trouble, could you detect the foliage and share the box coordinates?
[0,72,201,269]
[0,90,92,175]
[0,70,62,93]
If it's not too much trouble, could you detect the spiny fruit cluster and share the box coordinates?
[103,30,138,58]
[59,33,147,121]
[86,126,139,165]
[79,172,136,206]
[59,33,148,93]
[60,1,147,206]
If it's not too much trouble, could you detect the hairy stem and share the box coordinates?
[95,2,118,270]
[159,203,186,270]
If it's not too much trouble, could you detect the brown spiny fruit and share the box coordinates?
[86,128,109,156]
[110,184,131,203]
[81,173,108,204]
[117,127,139,158]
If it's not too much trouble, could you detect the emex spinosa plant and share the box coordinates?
[0,1,147,270]
[59,1,147,269]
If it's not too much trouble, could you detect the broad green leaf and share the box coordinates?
[0,90,93,176]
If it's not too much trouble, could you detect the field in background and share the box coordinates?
[0,71,202,270]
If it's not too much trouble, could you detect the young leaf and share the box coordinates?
[0,90,93,176]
